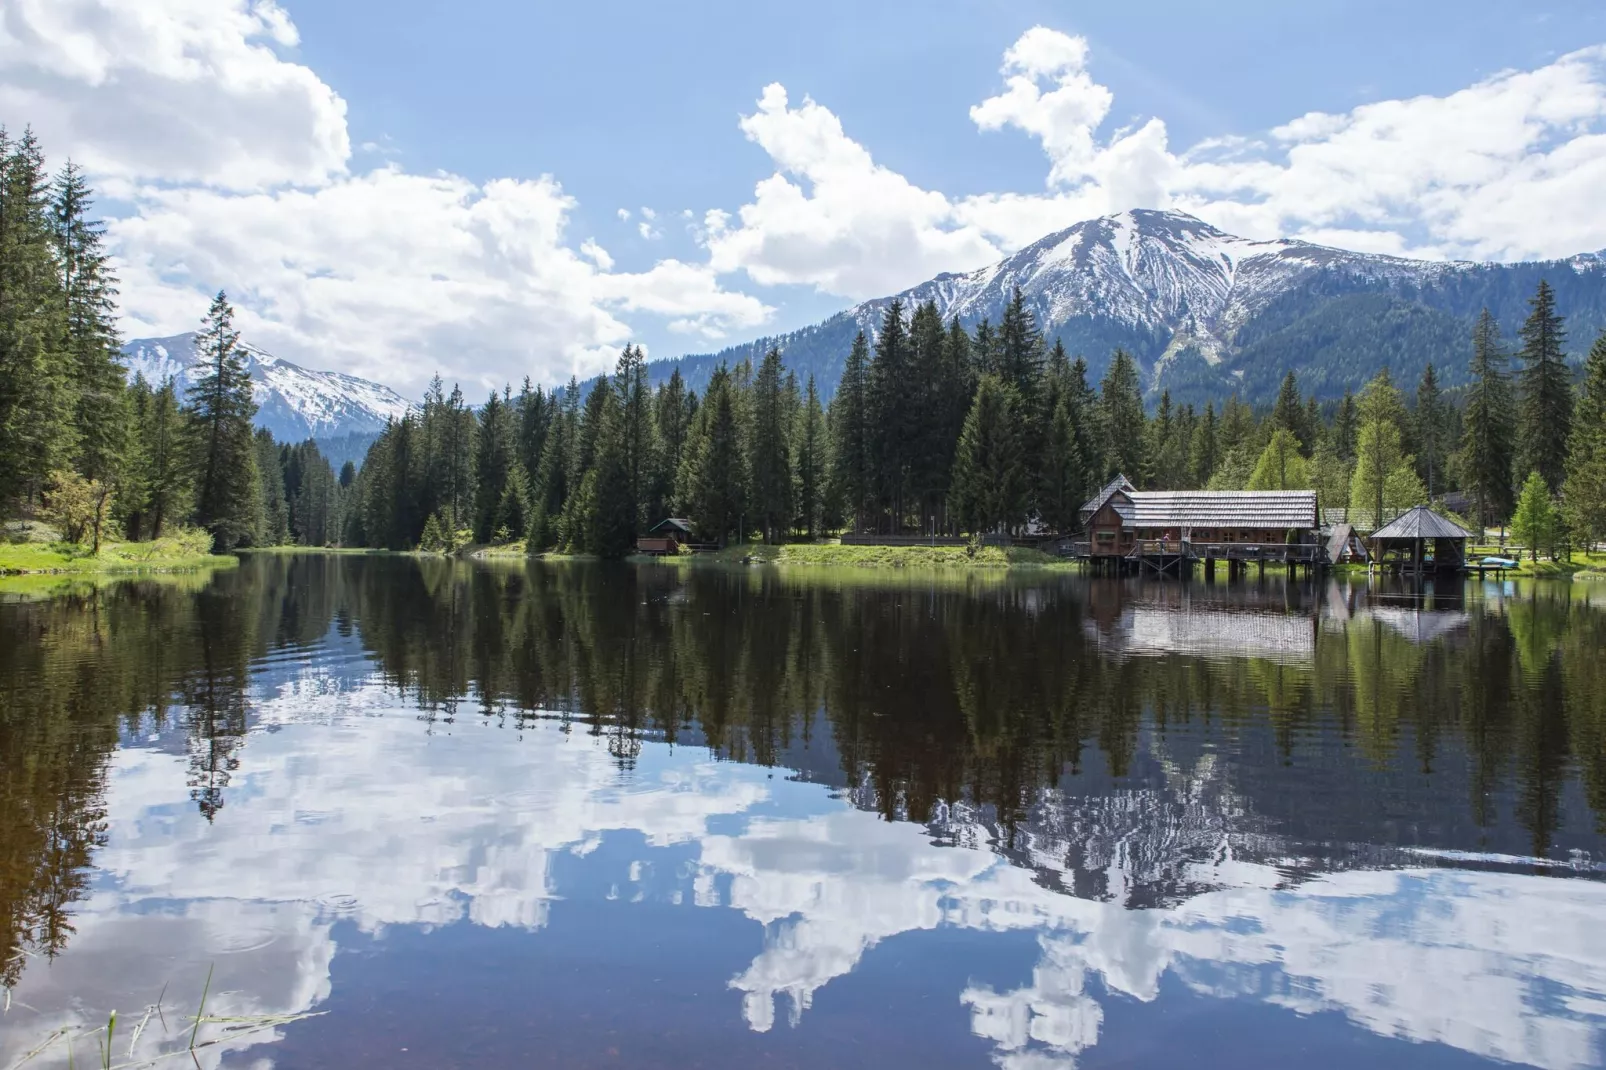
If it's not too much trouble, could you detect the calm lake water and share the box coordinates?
[3,555,1605,1069]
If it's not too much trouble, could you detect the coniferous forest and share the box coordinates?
[4,127,1606,561]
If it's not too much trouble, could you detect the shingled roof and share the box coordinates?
[1124,490,1319,529]
[1371,505,1473,541]
[1080,473,1137,517]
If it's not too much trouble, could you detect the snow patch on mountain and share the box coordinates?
[122,334,412,442]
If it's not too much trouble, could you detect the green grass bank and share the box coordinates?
[0,528,237,576]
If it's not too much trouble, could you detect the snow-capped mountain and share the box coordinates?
[122,334,412,442]
[660,209,1606,405]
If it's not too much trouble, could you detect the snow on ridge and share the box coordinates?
[121,333,412,440]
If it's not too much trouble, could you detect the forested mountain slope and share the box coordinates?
[653,210,1606,406]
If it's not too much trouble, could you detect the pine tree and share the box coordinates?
[748,346,792,542]
[613,344,653,528]
[1190,402,1219,487]
[950,375,1026,535]
[131,377,190,538]
[254,428,289,545]
[53,161,126,507]
[0,129,73,512]
[1462,309,1517,531]
[530,387,572,548]
[187,291,261,550]
[683,365,747,544]
[1272,372,1308,451]
[1332,390,1359,461]
[830,331,872,531]
[1563,332,1606,548]
[867,301,912,529]
[1414,362,1448,500]
[1099,350,1147,482]
[655,367,693,512]
[473,388,520,542]
[589,385,636,558]
[1516,280,1573,492]
[795,375,827,538]
[1039,394,1083,533]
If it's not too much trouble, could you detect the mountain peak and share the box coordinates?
[122,333,411,442]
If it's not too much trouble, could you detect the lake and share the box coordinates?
[2,555,1604,1069]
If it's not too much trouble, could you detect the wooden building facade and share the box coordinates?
[1073,476,1323,575]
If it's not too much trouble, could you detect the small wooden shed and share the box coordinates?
[637,517,694,555]
[1369,506,1473,573]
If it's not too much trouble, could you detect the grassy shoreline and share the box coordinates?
[632,541,1077,570]
[0,530,237,576]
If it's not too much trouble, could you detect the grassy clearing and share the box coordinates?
[639,541,1075,570]
[0,528,235,576]
[1467,547,1606,578]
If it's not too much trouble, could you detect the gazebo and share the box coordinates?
[1369,506,1473,574]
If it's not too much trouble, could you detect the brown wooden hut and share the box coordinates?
[637,517,694,556]
[1075,482,1321,575]
[1369,506,1472,573]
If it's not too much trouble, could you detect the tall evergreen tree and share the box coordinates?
[53,160,126,517]
[1190,402,1219,487]
[950,375,1027,535]
[613,344,653,528]
[1516,280,1573,492]
[0,129,73,511]
[867,301,912,529]
[187,291,261,550]
[1271,372,1308,451]
[589,385,636,558]
[1462,309,1517,531]
[1414,362,1448,500]
[1563,332,1606,548]
[254,428,289,545]
[1331,390,1359,461]
[830,331,872,531]
[1099,349,1147,482]
[683,365,748,544]
[795,375,828,538]
[473,388,520,542]
[748,347,793,542]
[130,377,189,538]
[654,367,693,515]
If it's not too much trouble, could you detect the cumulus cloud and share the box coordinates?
[704,83,1001,299]
[0,0,349,191]
[708,29,1606,298]
[0,0,772,395]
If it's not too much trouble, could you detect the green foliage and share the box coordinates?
[681,365,748,544]
[1462,309,1517,528]
[1516,280,1573,492]
[1513,470,1558,563]
[1099,349,1147,482]
[1563,332,1606,547]
[829,331,872,531]
[950,375,1027,534]
[794,376,828,538]
[1248,429,1311,490]
[187,291,262,551]
[748,347,793,542]
[1349,370,1418,529]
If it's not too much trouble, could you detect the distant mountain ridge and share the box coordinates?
[650,210,1606,406]
[122,334,412,444]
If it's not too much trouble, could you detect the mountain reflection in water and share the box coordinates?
[1,556,1603,1069]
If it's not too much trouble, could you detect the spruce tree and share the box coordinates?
[867,301,912,529]
[1516,280,1573,492]
[1332,390,1359,461]
[1039,394,1083,533]
[0,129,73,511]
[589,385,636,558]
[1099,350,1147,482]
[950,375,1026,535]
[254,428,289,545]
[1414,362,1448,500]
[748,346,793,542]
[1271,372,1307,451]
[655,367,692,510]
[133,377,190,538]
[830,331,872,531]
[1462,309,1517,531]
[613,344,653,528]
[795,375,827,538]
[684,365,747,544]
[53,161,126,503]
[1563,332,1606,548]
[187,291,261,550]
[1191,402,1219,487]
[473,388,520,542]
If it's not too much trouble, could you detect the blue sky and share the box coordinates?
[6,1,1606,395]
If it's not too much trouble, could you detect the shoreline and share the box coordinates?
[0,533,238,577]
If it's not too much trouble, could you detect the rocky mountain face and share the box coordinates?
[122,334,412,444]
[655,209,1606,406]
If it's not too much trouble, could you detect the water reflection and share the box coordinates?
[1,557,1604,1068]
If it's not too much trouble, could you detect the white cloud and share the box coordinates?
[704,83,1001,299]
[637,220,662,240]
[0,0,772,395]
[616,207,632,221]
[0,0,349,191]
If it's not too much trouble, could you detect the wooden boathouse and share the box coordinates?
[1071,475,1323,577]
[1368,506,1473,574]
